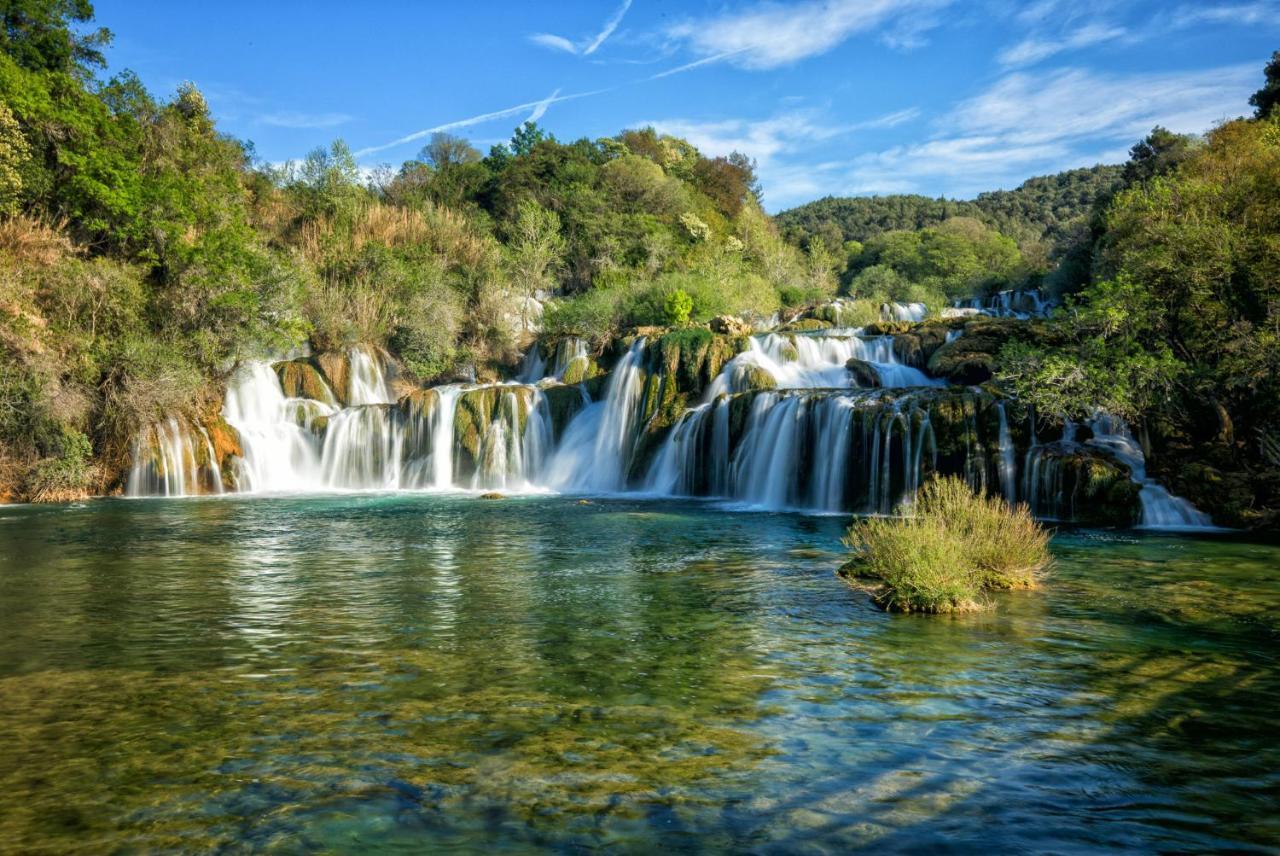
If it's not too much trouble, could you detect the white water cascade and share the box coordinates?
[126,418,223,497]
[996,401,1017,506]
[1086,415,1215,530]
[544,339,649,492]
[706,331,943,397]
[220,351,552,494]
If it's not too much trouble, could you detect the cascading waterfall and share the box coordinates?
[882,302,929,322]
[953,289,1054,319]
[544,339,649,492]
[996,401,1017,506]
[126,322,1212,527]
[647,390,940,514]
[707,331,942,397]
[1086,415,1215,530]
[126,418,223,497]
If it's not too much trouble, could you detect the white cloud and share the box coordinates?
[997,22,1127,67]
[826,62,1258,199]
[1170,1,1280,27]
[951,64,1257,145]
[530,0,633,57]
[257,111,353,129]
[353,87,605,158]
[664,0,948,70]
[640,108,919,209]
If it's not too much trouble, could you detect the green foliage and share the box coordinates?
[846,217,1024,301]
[27,425,92,501]
[663,288,693,326]
[842,476,1049,613]
[0,102,29,214]
[1251,50,1280,119]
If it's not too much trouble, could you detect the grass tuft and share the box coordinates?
[842,476,1051,614]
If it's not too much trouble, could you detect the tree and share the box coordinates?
[663,289,693,326]
[1121,126,1196,186]
[510,121,549,157]
[504,199,565,329]
[1250,50,1280,119]
[0,101,30,214]
[418,132,480,169]
[0,0,110,76]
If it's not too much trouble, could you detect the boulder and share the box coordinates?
[845,358,881,388]
[709,315,752,336]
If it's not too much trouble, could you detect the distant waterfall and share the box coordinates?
[126,418,223,497]
[1086,415,1215,530]
[706,331,942,397]
[882,302,929,322]
[996,401,1018,506]
[544,339,649,492]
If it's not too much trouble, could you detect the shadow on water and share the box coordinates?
[0,498,1277,851]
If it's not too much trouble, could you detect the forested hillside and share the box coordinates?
[777,164,1123,261]
[0,1,837,501]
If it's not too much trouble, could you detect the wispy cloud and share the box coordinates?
[1169,1,1280,27]
[257,111,353,129]
[835,62,1258,198]
[997,22,1127,67]
[640,107,919,208]
[353,88,603,158]
[530,0,633,57]
[664,0,948,70]
[524,88,561,123]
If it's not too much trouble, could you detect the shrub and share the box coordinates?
[27,427,94,503]
[663,288,693,326]
[841,476,1050,613]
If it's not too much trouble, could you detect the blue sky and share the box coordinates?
[94,0,1277,211]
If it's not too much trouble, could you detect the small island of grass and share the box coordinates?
[841,476,1051,614]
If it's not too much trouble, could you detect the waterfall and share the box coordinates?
[645,389,943,514]
[1086,415,1215,530]
[517,337,588,383]
[882,302,928,322]
[544,339,649,492]
[126,418,223,497]
[996,402,1017,506]
[952,289,1054,319]
[706,331,942,398]
[347,346,395,405]
[223,362,330,492]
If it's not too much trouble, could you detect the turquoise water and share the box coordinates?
[0,495,1277,852]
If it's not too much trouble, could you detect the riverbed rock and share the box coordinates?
[313,351,351,406]
[710,315,752,336]
[274,361,337,406]
[845,358,881,388]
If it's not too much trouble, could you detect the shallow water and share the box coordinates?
[0,495,1277,853]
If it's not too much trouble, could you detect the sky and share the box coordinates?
[93,0,1278,211]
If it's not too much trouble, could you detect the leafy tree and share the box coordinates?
[0,0,110,76]
[0,101,30,213]
[663,288,693,326]
[418,132,480,168]
[510,121,550,157]
[504,199,565,330]
[1121,126,1197,186]
[1250,50,1280,119]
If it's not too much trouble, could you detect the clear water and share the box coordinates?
[0,496,1277,853]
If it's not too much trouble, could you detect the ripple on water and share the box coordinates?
[0,496,1277,852]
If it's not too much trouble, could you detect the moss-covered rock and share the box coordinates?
[742,365,778,391]
[313,351,351,405]
[542,384,588,437]
[845,358,880,389]
[780,318,832,332]
[560,355,599,386]
[891,322,951,369]
[274,360,337,405]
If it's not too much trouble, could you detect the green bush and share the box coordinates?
[663,288,693,326]
[841,476,1050,613]
[27,427,94,502]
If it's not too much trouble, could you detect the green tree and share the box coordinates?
[504,199,565,330]
[0,0,110,76]
[1250,50,1280,119]
[663,288,692,326]
[419,132,480,168]
[510,121,549,157]
[0,100,30,213]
